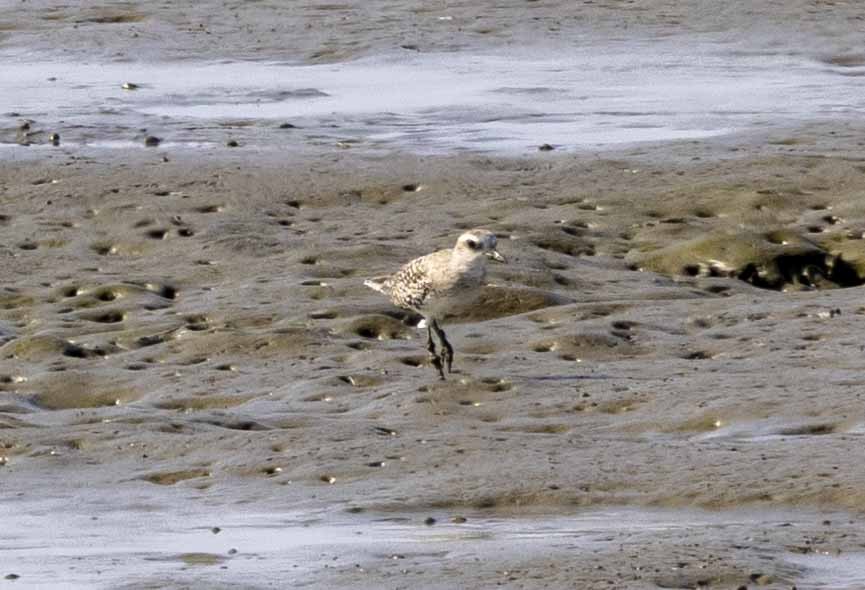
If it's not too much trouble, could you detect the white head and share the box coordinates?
[453,229,506,263]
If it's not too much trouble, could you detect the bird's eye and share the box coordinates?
[466,239,479,250]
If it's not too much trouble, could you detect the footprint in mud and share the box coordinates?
[154,395,255,411]
[336,374,384,388]
[398,355,427,368]
[342,315,413,340]
[80,309,126,324]
[1,335,94,361]
[776,423,838,436]
[145,228,169,240]
[530,331,643,361]
[195,204,224,214]
[480,376,513,392]
[22,371,143,410]
[56,283,175,314]
[414,376,515,411]
[0,291,36,310]
[497,422,571,434]
[194,417,272,431]
[530,232,596,257]
[141,469,212,486]
[90,241,147,257]
[309,309,339,320]
[183,314,210,331]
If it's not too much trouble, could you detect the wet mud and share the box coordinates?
[4,1,865,588]
[4,140,865,588]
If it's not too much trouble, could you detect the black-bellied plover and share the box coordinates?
[364,229,506,379]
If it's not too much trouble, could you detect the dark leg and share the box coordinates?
[427,323,445,380]
[431,319,454,374]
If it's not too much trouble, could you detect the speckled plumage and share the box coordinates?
[365,230,500,317]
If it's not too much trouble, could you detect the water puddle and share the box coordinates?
[3,40,864,154]
[0,497,856,588]
[788,552,865,589]
[695,418,863,443]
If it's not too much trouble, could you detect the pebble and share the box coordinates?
[424,517,436,526]
[49,133,60,146]
[144,135,162,147]
[122,82,139,90]
[5,574,20,580]
[749,573,772,585]
[226,140,239,147]
[538,143,555,151]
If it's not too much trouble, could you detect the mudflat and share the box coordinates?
[3,2,865,589]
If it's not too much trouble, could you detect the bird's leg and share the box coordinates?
[427,323,445,380]
[432,319,454,374]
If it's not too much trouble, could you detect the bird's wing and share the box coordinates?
[385,251,442,313]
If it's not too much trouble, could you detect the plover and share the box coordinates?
[364,229,506,379]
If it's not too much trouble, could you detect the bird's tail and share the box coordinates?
[363,277,389,294]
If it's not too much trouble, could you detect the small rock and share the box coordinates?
[749,573,772,585]
[320,475,336,484]
[278,123,297,129]
[5,574,20,580]
[211,527,221,534]
[48,133,60,146]
[450,516,467,523]
[144,136,162,147]
[122,82,139,90]
[424,517,436,526]
[226,139,239,148]
[538,143,555,151]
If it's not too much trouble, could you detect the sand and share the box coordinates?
[3,2,865,589]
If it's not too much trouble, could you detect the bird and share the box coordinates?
[364,229,506,379]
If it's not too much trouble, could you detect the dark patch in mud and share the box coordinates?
[738,252,863,291]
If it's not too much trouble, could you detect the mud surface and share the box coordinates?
[4,2,865,589]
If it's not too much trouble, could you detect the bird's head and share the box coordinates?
[454,229,506,263]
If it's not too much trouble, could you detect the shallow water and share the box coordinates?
[4,40,864,153]
[1,501,845,589]
[788,553,865,590]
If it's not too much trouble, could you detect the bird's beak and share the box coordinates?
[487,250,506,263]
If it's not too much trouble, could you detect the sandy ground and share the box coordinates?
[3,2,865,589]
[3,0,865,64]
